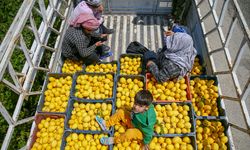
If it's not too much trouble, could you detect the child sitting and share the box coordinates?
[96,90,156,150]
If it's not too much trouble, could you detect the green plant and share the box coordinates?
[172,0,192,24]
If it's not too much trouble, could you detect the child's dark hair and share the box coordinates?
[134,90,153,106]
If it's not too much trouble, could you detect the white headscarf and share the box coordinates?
[164,32,197,76]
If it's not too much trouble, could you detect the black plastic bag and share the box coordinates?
[126,41,149,55]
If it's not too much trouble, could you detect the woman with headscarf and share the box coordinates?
[144,31,197,83]
[62,13,108,65]
[71,0,114,35]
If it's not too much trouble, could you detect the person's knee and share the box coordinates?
[84,53,100,65]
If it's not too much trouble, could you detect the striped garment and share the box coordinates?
[148,52,181,83]
[62,26,97,61]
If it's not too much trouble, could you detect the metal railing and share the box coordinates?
[0,0,72,149]
[187,0,250,149]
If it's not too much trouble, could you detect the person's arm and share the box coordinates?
[147,61,170,83]
[74,34,103,58]
[142,125,154,145]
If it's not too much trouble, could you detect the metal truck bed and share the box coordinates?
[101,15,168,61]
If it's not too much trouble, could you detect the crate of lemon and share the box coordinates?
[191,56,206,75]
[190,76,226,118]
[65,99,114,133]
[196,119,231,150]
[146,73,192,102]
[61,59,84,74]
[119,54,143,75]
[71,72,115,101]
[112,124,196,150]
[85,61,118,74]
[29,114,65,150]
[154,102,195,135]
[37,73,73,114]
[149,136,196,150]
[61,131,112,150]
[115,75,145,109]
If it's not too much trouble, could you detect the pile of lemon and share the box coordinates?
[149,136,194,150]
[116,77,144,108]
[147,77,188,101]
[75,74,114,99]
[43,76,72,112]
[62,59,83,74]
[65,133,109,150]
[31,117,64,150]
[154,103,192,134]
[196,120,228,150]
[191,57,203,75]
[68,102,112,130]
[85,63,117,73]
[120,56,142,75]
[190,77,219,116]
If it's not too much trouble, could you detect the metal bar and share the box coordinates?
[220,95,240,101]
[1,125,14,150]
[197,0,205,7]
[2,79,22,94]
[114,15,121,60]
[29,13,42,45]
[26,91,42,96]
[229,122,250,133]
[51,1,73,71]
[150,16,156,51]
[48,0,65,19]
[15,116,34,126]
[241,84,250,128]
[208,47,224,54]
[201,10,212,21]
[218,0,229,27]
[38,0,48,25]
[122,15,127,53]
[230,38,247,71]
[0,0,35,80]
[33,7,42,17]
[156,16,163,48]
[233,0,250,39]
[232,42,248,95]
[0,102,15,125]
[41,44,56,52]
[129,15,134,45]
[20,35,34,67]
[102,15,110,62]
[7,62,22,90]
[16,72,25,77]
[143,16,148,48]
[34,66,50,72]
[136,16,141,43]
[49,26,60,35]
[204,26,216,35]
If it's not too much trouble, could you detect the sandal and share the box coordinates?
[95,116,107,131]
[100,137,114,145]
[99,51,113,59]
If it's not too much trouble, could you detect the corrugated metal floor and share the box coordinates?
[102,15,169,61]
